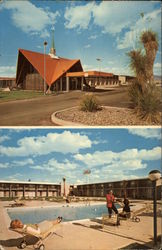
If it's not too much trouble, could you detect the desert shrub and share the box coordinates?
[80,94,101,112]
[129,82,160,123]
[139,86,161,123]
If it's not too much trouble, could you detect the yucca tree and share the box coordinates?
[140,30,159,86]
[128,30,160,123]
[128,49,147,92]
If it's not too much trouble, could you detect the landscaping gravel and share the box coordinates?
[56,106,160,126]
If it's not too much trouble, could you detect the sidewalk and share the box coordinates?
[0,201,161,250]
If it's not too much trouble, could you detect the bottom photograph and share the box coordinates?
[0,128,161,250]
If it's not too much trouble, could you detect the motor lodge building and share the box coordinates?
[0,178,161,200]
[70,178,161,200]
[0,181,61,199]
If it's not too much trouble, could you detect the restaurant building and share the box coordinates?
[15,31,133,92]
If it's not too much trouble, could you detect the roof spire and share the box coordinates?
[49,27,59,59]
[50,27,56,56]
[50,26,56,55]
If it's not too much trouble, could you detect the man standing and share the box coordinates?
[106,190,118,218]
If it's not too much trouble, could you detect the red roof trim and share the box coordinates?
[66,71,114,77]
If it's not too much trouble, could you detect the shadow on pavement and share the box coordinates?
[119,235,161,249]
[72,221,147,245]
[0,235,37,248]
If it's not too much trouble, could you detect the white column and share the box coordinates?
[66,76,69,92]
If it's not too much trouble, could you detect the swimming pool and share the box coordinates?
[7,203,121,224]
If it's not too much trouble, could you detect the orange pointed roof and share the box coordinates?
[17,49,82,86]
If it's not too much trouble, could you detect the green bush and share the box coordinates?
[80,94,101,112]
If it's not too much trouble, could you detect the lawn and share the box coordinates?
[0,90,45,102]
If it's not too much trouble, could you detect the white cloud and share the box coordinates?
[76,179,83,184]
[0,1,60,38]
[92,1,131,34]
[0,163,10,169]
[0,131,92,157]
[117,8,161,50]
[84,44,91,49]
[0,66,16,77]
[74,147,161,169]
[128,128,161,139]
[98,170,141,183]
[31,158,77,172]
[40,29,50,38]
[6,173,23,181]
[0,135,10,143]
[64,2,94,30]
[88,35,97,40]
[64,1,155,35]
[12,158,34,167]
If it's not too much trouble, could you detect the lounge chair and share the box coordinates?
[9,198,25,207]
[119,203,152,222]
[9,217,62,250]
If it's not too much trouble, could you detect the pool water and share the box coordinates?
[7,204,120,224]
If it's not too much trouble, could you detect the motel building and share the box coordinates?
[70,177,162,200]
[0,180,61,199]
[14,31,134,92]
[0,177,161,200]
[0,77,16,89]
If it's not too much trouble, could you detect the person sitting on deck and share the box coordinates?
[119,197,131,218]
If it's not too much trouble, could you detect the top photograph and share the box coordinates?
[0,0,161,126]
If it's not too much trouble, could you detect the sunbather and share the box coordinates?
[10,216,62,235]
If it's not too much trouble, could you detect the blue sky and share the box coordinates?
[0,128,161,184]
[0,0,161,77]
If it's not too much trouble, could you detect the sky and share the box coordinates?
[0,0,161,77]
[0,128,161,185]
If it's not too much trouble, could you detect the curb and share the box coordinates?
[51,106,133,127]
[51,106,86,126]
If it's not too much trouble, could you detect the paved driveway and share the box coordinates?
[0,88,130,126]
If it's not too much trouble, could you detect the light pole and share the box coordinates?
[148,170,161,246]
[63,177,66,197]
[96,58,101,86]
[43,41,47,95]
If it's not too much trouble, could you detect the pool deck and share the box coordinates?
[0,200,161,250]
